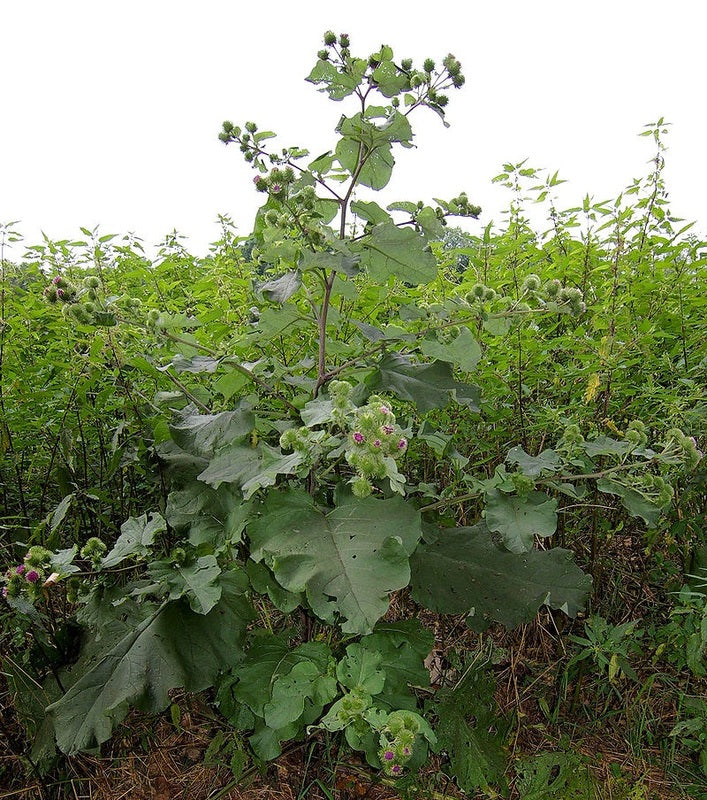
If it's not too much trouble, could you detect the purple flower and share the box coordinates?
[52,276,62,285]
[397,438,408,450]
[353,432,364,444]
[253,175,262,184]
[1,586,7,598]
[271,183,282,194]
[373,439,382,448]
[402,746,411,756]
[383,750,395,761]
[25,570,39,583]
[56,289,65,298]
[382,425,394,435]
[380,406,390,415]
[391,764,402,775]
[15,565,26,575]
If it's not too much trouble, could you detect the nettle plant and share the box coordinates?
[3,33,701,783]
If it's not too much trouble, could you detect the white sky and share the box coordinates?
[2,0,705,255]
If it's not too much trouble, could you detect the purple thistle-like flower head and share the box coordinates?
[353,432,365,444]
[383,750,395,761]
[271,183,282,193]
[391,764,402,775]
[402,746,411,756]
[382,424,394,435]
[25,570,39,584]
[373,439,382,448]
[15,564,26,575]
[56,288,65,298]
[253,175,262,184]
[397,438,408,450]
[380,406,390,415]
[1,586,7,598]
[52,276,62,285]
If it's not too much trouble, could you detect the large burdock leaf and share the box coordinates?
[368,352,480,413]
[197,442,303,498]
[219,633,336,760]
[410,524,591,632]
[258,271,302,303]
[162,406,302,500]
[419,328,482,373]
[484,490,558,553]
[169,404,255,460]
[101,512,166,568]
[354,621,434,709]
[435,661,508,793]
[47,571,253,754]
[358,223,436,284]
[165,481,246,547]
[596,478,661,527]
[148,555,222,615]
[249,489,422,634]
[506,446,562,478]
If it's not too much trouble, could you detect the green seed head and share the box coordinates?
[522,274,541,292]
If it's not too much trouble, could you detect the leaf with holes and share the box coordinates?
[435,660,508,793]
[248,489,422,634]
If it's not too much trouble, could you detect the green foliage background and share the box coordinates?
[0,31,705,799]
